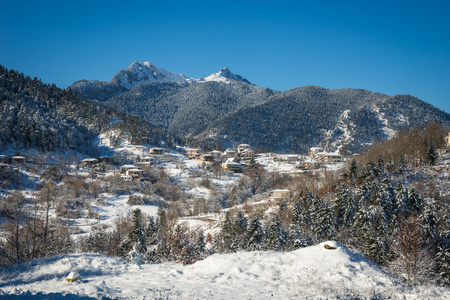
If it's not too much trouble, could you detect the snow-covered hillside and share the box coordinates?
[1,241,447,299]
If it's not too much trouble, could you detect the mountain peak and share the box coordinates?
[111,61,194,89]
[201,67,251,84]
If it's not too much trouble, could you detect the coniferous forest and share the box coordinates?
[0,66,179,154]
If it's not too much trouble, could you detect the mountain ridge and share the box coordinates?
[70,62,251,101]
[69,62,450,153]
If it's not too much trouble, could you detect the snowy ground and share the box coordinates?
[1,241,448,299]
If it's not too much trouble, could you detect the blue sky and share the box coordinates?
[1,0,450,113]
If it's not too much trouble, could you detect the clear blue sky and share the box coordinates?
[1,0,449,113]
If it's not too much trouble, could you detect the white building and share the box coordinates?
[237,144,251,153]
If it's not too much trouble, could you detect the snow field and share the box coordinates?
[1,241,448,299]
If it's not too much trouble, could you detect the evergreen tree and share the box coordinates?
[377,155,385,175]
[407,187,422,216]
[335,184,353,228]
[157,205,168,240]
[196,230,207,255]
[265,216,287,251]
[231,210,248,251]
[219,211,234,252]
[427,143,438,165]
[436,230,450,285]
[146,216,158,246]
[419,201,438,248]
[315,201,336,241]
[246,215,264,251]
[125,209,147,264]
[349,159,358,182]
[395,182,408,217]
[397,154,406,175]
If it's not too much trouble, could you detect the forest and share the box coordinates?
[0,122,449,287]
[0,66,179,154]
[0,64,450,288]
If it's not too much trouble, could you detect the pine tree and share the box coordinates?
[377,155,385,175]
[395,182,408,217]
[231,210,248,251]
[427,143,437,165]
[157,205,168,240]
[419,201,438,248]
[397,154,406,175]
[315,201,336,241]
[335,184,354,228]
[146,216,158,246]
[291,197,312,249]
[126,209,147,264]
[265,216,287,251]
[219,211,234,252]
[408,187,422,216]
[196,230,207,255]
[349,159,358,183]
[246,215,264,251]
[436,230,450,285]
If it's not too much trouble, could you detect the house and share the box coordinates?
[11,156,26,164]
[82,158,99,167]
[269,189,290,203]
[239,148,255,159]
[97,156,114,164]
[0,155,10,164]
[126,168,144,179]
[209,150,223,162]
[294,161,309,170]
[308,147,323,158]
[186,148,201,159]
[237,144,251,153]
[315,151,328,161]
[447,132,450,147]
[281,155,299,162]
[323,153,343,163]
[222,158,243,173]
[149,147,165,155]
[0,163,9,171]
[200,154,214,163]
[120,164,138,173]
[138,156,155,165]
[135,145,147,153]
[224,148,237,158]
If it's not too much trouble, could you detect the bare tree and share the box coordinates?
[2,191,26,264]
[89,180,102,199]
[37,180,58,244]
[389,216,435,284]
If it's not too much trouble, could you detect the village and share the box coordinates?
[0,143,345,181]
[0,141,349,230]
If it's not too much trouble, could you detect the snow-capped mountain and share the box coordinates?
[111,61,195,89]
[69,61,450,154]
[70,62,250,101]
[200,67,251,84]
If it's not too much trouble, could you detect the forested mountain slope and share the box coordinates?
[104,80,277,137]
[70,62,450,153]
[198,86,450,153]
[0,66,176,154]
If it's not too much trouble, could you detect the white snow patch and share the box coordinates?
[1,241,447,299]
